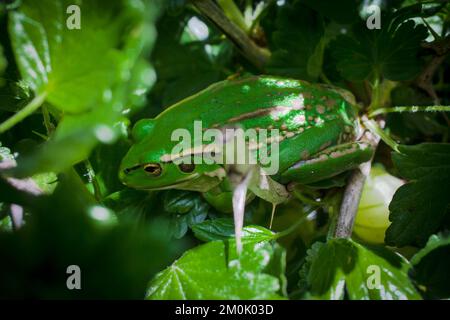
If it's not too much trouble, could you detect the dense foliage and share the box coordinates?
[0,0,449,300]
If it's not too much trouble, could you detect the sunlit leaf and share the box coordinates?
[386,144,450,247]
[146,234,285,299]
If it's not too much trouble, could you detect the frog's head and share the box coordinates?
[119,119,223,191]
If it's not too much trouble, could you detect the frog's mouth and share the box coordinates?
[143,174,202,191]
[125,172,222,193]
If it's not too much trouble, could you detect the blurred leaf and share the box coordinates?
[268,1,325,81]
[30,172,57,194]
[0,171,175,299]
[386,144,450,247]
[410,233,450,299]
[299,0,360,24]
[149,14,228,109]
[89,138,131,197]
[8,0,152,112]
[192,217,275,242]
[7,0,160,177]
[0,142,13,161]
[10,107,126,177]
[146,233,285,299]
[330,17,428,81]
[299,238,421,300]
[388,86,448,142]
[166,0,188,15]
[105,189,210,239]
[0,43,6,81]
[103,188,158,222]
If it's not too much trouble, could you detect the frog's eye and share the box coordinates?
[143,163,162,176]
[178,163,195,173]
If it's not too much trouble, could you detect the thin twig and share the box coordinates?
[42,105,55,136]
[369,105,450,117]
[274,206,317,239]
[416,36,450,104]
[0,93,47,133]
[84,160,102,202]
[332,125,380,238]
[191,0,270,69]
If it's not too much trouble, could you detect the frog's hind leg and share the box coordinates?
[280,142,374,185]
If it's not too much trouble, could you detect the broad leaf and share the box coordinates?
[192,218,275,242]
[9,0,148,112]
[299,0,360,24]
[163,190,210,239]
[386,144,450,247]
[330,17,428,81]
[0,43,6,79]
[151,13,227,108]
[105,189,210,239]
[410,233,450,299]
[146,231,285,299]
[268,1,325,81]
[299,238,421,300]
[0,172,175,299]
[6,0,159,177]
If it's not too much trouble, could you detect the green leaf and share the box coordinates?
[9,107,126,177]
[192,218,275,242]
[299,238,421,300]
[146,235,285,299]
[163,190,210,239]
[89,138,131,197]
[6,0,160,176]
[103,188,159,221]
[267,1,325,81]
[410,233,450,299]
[386,144,450,247]
[150,14,227,108]
[0,171,176,299]
[0,43,6,81]
[299,0,360,24]
[330,18,428,81]
[8,0,142,112]
[0,142,13,161]
[104,189,210,239]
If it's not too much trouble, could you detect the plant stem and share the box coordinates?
[368,76,381,112]
[332,124,380,238]
[0,92,47,134]
[293,189,322,207]
[41,104,55,136]
[191,0,270,69]
[217,0,248,33]
[84,160,102,202]
[274,207,316,239]
[363,118,399,152]
[369,105,450,117]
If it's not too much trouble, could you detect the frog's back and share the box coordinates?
[155,76,358,138]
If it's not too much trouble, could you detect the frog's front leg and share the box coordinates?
[279,142,374,185]
[202,179,255,213]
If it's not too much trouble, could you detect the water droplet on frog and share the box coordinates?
[241,85,250,93]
